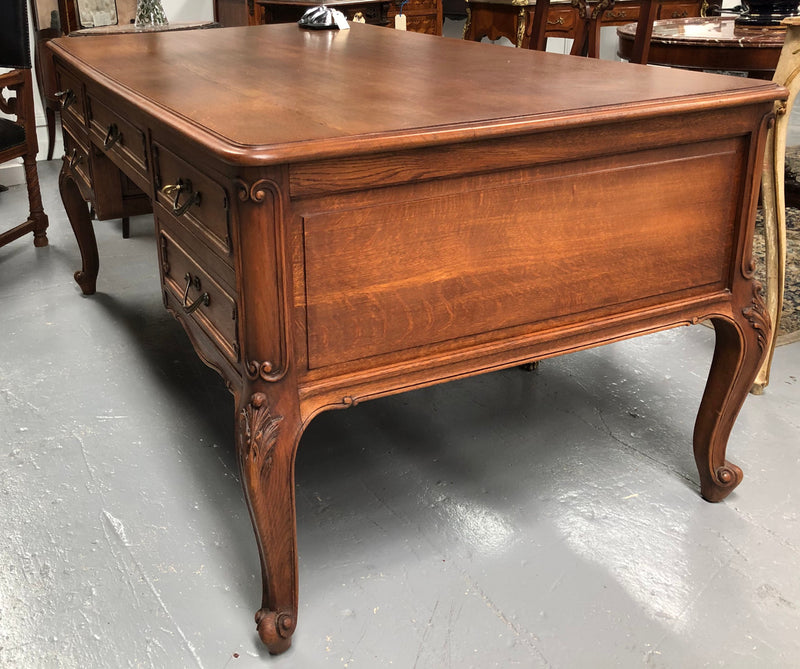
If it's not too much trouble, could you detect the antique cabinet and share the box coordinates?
[542,0,703,36]
[256,0,391,27]
[463,0,704,42]
[215,0,442,34]
[214,0,266,25]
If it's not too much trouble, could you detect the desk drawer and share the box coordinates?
[602,4,639,24]
[405,14,441,33]
[54,67,87,130]
[62,128,92,194]
[396,0,438,11]
[88,96,148,184]
[153,143,232,256]
[657,2,697,18]
[158,220,239,365]
[545,7,577,33]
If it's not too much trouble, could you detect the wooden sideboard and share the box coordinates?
[49,22,782,654]
[215,0,442,34]
[256,0,391,27]
[463,0,704,45]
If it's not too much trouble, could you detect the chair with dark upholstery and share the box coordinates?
[0,0,49,248]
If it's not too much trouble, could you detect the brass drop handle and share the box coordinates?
[69,148,83,169]
[55,89,76,111]
[182,272,210,314]
[103,123,121,150]
[161,179,202,216]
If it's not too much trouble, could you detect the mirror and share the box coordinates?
[75,0,118,27]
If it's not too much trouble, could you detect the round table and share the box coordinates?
[617,16,786,77]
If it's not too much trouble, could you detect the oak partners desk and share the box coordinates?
[49,23,783,654]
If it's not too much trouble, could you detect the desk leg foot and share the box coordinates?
[58,158,98,295]
[256,608,295,654]
[237,391,301,655]
[693,292,769,502]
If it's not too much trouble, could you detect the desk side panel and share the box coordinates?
[301,137,743,369]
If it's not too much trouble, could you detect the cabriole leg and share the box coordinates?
[236,389,303,654]
[58,158,98,295]
[693,291,770,502]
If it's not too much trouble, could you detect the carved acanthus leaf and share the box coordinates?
[240,393,283,476]
[742,281,770,352]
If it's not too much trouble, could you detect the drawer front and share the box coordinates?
[601,4,640,24]
[62,129,92,193]
[88,96,148,182]
[388,0,441,33]
[347,4,387,24]
[545,7,576,33]
[153,142,232,256]
[55,67,87,130]
[395,0,439,11]
[158,219,239,365]
[657,2,698,18]
[405,13,442,33]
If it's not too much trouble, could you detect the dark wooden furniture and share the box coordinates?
[218,0,443,34]
[463,0,660,60]
[29,0,212,162]
[0,0,48,248]
[49,22,782,654]
[618,16,786,75]
[463,0,703,53]
[214,0,267,25]
[30,0,216,238]
[28,0,135,161]
[257,0,391,26]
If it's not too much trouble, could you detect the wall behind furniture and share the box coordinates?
[156,0,214,22]
[114,0,213,23]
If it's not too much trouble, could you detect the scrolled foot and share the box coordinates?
[74,270,96,295]
[255,608,296,655]
[701,461,743,503]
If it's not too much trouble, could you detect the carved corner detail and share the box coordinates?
[236,178,280,204]
[246,359,286,383]
[742,281,770,352]
[239,393,283,477]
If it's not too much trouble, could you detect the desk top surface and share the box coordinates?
[50,23,782,164]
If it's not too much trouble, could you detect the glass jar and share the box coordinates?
[135,0,169,28]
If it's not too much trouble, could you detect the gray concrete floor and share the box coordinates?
[2,154,800,668]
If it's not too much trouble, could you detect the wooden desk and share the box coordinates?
[49,23,782,654]
[617,16,785,75]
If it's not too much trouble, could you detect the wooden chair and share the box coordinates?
[464,0,657,63]
[463,0,552,50]
[752,16,800,393]
[1,0,49,249]
[570,0,657,61]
